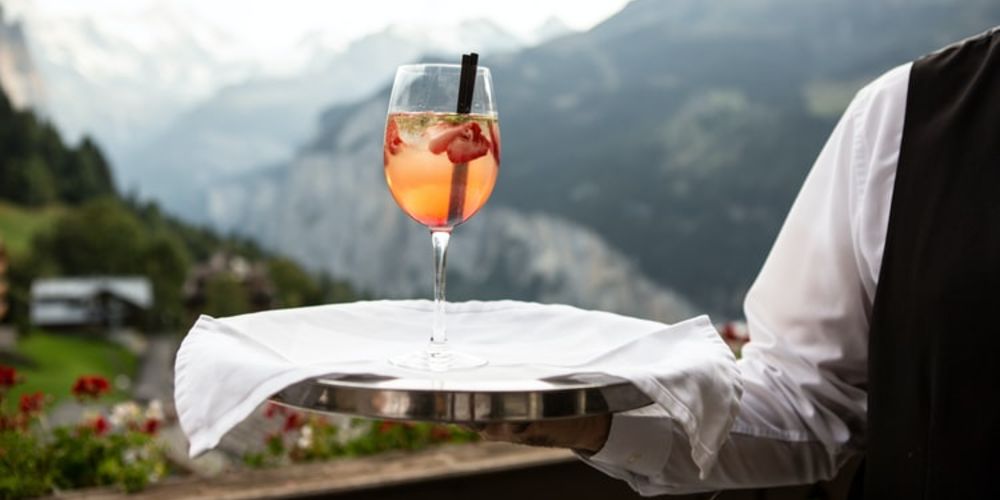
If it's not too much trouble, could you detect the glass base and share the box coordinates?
[390,348,487,372]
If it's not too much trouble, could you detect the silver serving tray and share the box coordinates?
[270,372,652,423]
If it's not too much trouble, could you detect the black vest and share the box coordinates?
[864,27,1000,498]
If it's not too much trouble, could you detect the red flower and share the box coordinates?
[263,402,286,419]
[0,365,19,389]
[91,415,109,435]
[282,412,302,432]
[377,421,398,434]
[427,121,491,164]
[72,375,111,399]
[1,412,32,431]
[142,418,160,435]
[19,392,45,414]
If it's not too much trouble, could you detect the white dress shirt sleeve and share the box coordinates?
[579,62,912,496]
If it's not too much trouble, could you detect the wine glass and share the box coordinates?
[383,62,499,371]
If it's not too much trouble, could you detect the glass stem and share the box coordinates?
[430,230,451,352]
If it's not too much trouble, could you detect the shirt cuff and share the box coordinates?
[580,405,674,479]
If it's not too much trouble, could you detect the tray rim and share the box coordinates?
[269,373,653,423]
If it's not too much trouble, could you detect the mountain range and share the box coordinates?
[206,0,1000,318]
[118,20,547,217]
[7,1,264,162]
[206,97,695,322]
[3,2,570,214]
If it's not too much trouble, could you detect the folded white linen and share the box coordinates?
[174,300,741,476]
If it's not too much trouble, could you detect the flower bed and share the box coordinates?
[0,366,166,498]
[0,364,480,498]
[242,402,479,468]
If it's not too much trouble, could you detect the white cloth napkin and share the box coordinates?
[174,300,742,475]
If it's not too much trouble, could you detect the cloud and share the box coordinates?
[8,0,628,54]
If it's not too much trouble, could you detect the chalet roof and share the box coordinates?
[31,276,153,308]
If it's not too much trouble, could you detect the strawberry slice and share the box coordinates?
[385,117,404,156]
[488,121,501,164]
[426,122,467,154]
[427,121,491,163]
[445,124,491,163]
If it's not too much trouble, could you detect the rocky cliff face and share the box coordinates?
[0,6,43,111]
[207,97,693,323]
[207,0,1000,321]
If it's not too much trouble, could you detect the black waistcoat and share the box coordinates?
[864,27,1000,498]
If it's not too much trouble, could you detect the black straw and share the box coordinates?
[447,53,478,226]
[456,53,478,114]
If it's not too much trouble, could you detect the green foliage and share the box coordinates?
[0,84,358,333]
[267,257,319,308]
[202,272,251,318]
[266,258,358,308]
[317,273,362,305]
[0,370,167,498]
[141,235,190,327]
[196,256,358,318]
[0,202,62,259]
[10,330,136,406]
[0,202,63,331]
[48,427,165,494]
[28,198,192,329]
[0,431,53,498]
[244,406,478,469]
[59,139,116,205]
[5,194,359,329]
[32,198,146,275]
[123,195,265,264]
[3,156,58,206]
[340,420,479,458]
[0,91,115,207]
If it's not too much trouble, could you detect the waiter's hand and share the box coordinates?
[475,414,612,453]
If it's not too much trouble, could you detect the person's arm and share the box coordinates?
[484,63,911,496]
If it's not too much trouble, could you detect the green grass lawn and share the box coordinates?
[0,201,62,259]
[9,329,138,405]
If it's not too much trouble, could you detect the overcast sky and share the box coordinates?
[4,0,630,55]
